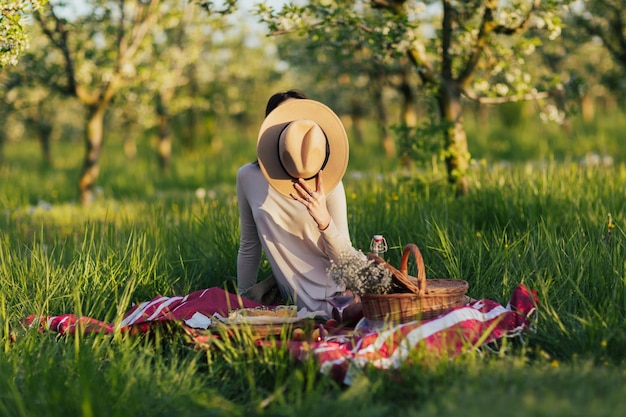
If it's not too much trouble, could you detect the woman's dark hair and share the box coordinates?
[265,89,308,116]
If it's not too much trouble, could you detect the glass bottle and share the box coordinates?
[369,235,388,257]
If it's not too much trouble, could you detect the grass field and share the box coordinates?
[1,109,625,416]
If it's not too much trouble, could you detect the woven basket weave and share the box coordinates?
[361,243,469,323]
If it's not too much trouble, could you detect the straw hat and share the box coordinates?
[257,99,349,197]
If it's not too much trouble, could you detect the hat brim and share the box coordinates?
[257,99,349,197]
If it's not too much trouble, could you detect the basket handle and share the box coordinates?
[399,244,427,296]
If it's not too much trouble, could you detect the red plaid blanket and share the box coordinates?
[23,284,537,384]
[23,287,261,335]
[282,284,537,383]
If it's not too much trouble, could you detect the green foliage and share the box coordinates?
[0,1,47,68]
[393,119,446,164]
[254,0,592,192]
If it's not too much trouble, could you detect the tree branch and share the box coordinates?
[577,14,626,68]
[120,0,158,64]
[405,46,438,85]
[33,7,81,99]
[441,0,453,78]
[608,6,626,66]
[458,0,540,87]
[493,0,540,36]
[461,85,563,105]
[371,0,406,14]
[117,0,126,63]
[369,0,438,85]
[267,16,378,38]
[197,0,237,15]
[456,2,496,87]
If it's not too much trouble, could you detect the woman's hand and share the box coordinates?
[291,170,332,230]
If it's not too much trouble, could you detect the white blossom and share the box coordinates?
[327,250,393,296]
[539,104,565,124]
[494,83,509,96]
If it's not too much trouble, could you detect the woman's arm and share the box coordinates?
[236,167,263,293]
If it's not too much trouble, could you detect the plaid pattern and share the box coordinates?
[22,285,536,385]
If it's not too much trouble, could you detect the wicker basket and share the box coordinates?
[361,243,469,323]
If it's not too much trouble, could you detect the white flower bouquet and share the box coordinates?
[327,250,393,297]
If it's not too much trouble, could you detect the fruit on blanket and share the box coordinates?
[311,326,327,342]
[325,319,338,328]
[292,328,306,341]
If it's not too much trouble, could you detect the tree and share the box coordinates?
[256,0,571,195]
[0,1,46,68]
[270,28,421,157]
[571,0,626,109]
[27,0,243,203]
[141,0,242,170]
[8,85,57,167]
[30,0,165,204]
[1,22,65,167]
[574,1,626,72]
[129,0,211,172]
[115,0,279,171]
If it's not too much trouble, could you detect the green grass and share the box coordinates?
[1,109,626,416]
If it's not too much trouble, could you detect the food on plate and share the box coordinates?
[232,305,297,318]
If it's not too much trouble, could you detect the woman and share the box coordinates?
[236,90,360,317]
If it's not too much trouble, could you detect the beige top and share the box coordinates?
[236,162,356,313]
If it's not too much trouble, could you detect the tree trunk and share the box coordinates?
[0,128,5,165]
[181,108,197,150]
[121,117,137,159]
[156,93,172,173]
[32,114,52,168]
[399,72,417,127]
[26,102,54,168]
[581,93,595,123]
[24,106,53,168]
[438,79,470,196]
[78,104,106,205]
[181,67,199,150]
[37,122,53,168]
[553,91,571,134]
[371,73,395,157]
[349,97,365,145]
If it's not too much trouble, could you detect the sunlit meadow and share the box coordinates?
[1,108,625,416]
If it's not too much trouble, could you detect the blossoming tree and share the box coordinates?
[28,0,236,205]
[256,0,572,195]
